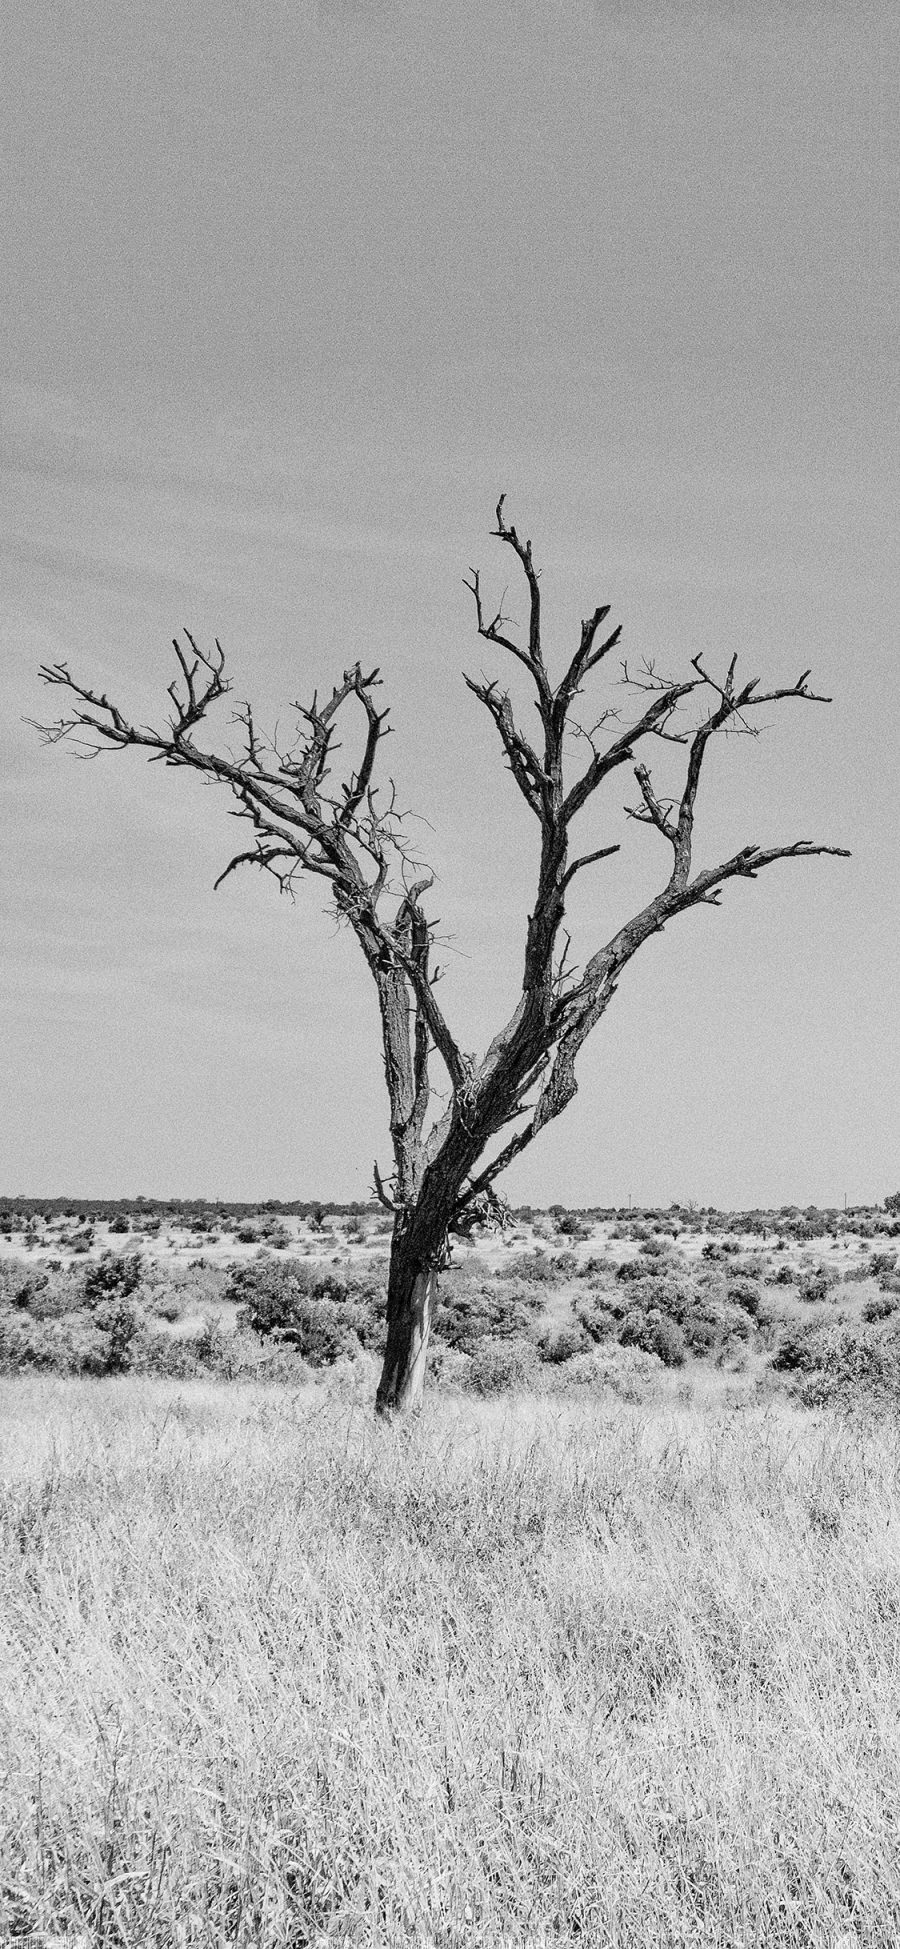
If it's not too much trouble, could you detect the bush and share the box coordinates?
[794,1323,900,1408]
[619,1307,686,1366]
[496,1249,559,1284]
[862,1292,899,1323]
[541,1344,664,1402]
[280,1298,367,1366]
[436,1275,541,1352]
[463,1336,538,1396]
[727,1280,763,1318]
[537,1323,590,1365]
[771,1319,824,1374]
[553,1210,591,1240]
[92,1299,142,1373]
[83,1252,143,1308]
[149,1291,184,1323]
[579,1254,617,1280]
[20,1272,83,1322]
[225,1257,314,1333]
[227,1255,384,1363]
[616,1256,664,1284]
[573,1293,621,1341]
[797,1269,835,1305]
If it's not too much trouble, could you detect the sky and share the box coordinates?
[1,0,898,1209]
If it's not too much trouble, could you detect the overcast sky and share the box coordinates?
[2,0,898,1208]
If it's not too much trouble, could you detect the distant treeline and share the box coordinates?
[0,1196,887,1225]
[0,1197,376,1221]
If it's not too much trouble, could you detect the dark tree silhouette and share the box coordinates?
[34,500,849,1413]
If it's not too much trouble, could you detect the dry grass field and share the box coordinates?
[3,1368,900,1947]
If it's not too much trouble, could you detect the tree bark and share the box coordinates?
[375,1221,442,1416]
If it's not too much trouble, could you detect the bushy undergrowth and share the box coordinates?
[225,1256,387,1364]
[4,1218,900,1413]
[775,1317,900,1410]
[436,1270,543,1351]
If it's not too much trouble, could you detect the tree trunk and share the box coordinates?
[375,1219,443,1416]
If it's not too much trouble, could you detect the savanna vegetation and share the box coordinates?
[3,1202,900,1943]
[4,1369,900,1946]
[3,1201,900,1414]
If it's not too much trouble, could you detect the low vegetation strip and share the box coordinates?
[2,1381,900,1945]
[2,1205,900,1411]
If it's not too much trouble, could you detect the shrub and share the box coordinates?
[727,1280,762,1318]
[573,1293,621,1341]
[225,1257,314,1334]
[279,1299,366,1366]
[464,1336,538,1396]
[616,1256,664,1284]
[142,1260,229,1311]
[797,1270,834,1305]
[794,1323,900,1408]
[436,1275,540,1352]
[542,1344,663,1402]
[108,1214,130,1234]
[619,1307,686,1366]
[622,1274,749,1360]
[702,1240,727,1262]
[579,1254,617,1280]
[227,1255,384,1363]
[553,1209,590,1240]
[771,1319,824,1373]
[149,1291,185,1323]
[20,1273,83,1322]
[83,1252,143,1308]
[862,1292,899,1323]
[731,1254,768,1280]
[192,1312,237,1373]
[770,1264,796,1285]
[537,1323,590,1365]
[496,1249,559,1284]
[0,1310,51,1372]
[92,1299,142,1373]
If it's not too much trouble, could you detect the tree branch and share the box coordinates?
[562,682,696,824]
[462,675,548,816]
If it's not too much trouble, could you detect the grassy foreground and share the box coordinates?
[2,1378,900,1947]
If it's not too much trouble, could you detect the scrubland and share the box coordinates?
[3,1205,900,1945]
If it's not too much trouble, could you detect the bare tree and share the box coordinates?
[33,500,849,1414]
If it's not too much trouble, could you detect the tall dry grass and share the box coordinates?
[2,1375,900,1947]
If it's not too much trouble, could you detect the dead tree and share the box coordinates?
[33,500,849,1414]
